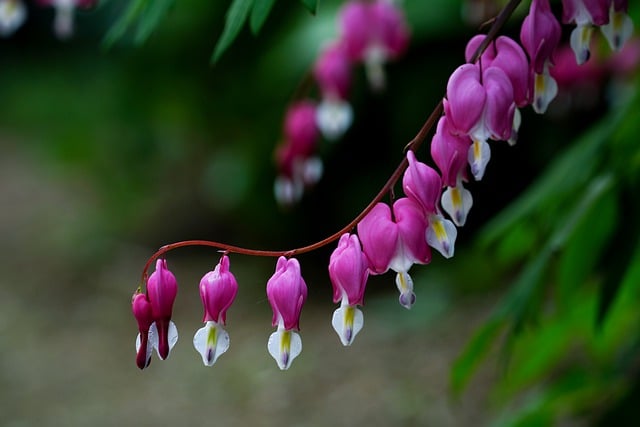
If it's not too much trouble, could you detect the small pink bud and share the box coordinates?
[357,202,398,274]
[431,116,471,188]
[132,292,154,370]
[402,150,442,215]
[199,255,238,325]
[520,0,561,74]
[147,259,178,360]
[314,42,352,99]
[329,233,369,306]
[266,257,308,331]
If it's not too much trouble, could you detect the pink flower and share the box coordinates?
[402,150,442,214]
[199,255,238,324]
[329,234,369,307]
[465,35,530,108]
[329,233,369,345]
[266,257,308,369]
[402,151,457,259]
[430,116,471,188]
[132,292,154,370]
[193,255,239,366]
[146,259,179,360]
[313,42,354,141]
[520,0,562,113]
[274,101,322,205]
[444,63,515,176]
[357,202,398,274]
[356,197,430,309]
[339,0,410,89]
[314,42,352,100]
[430,117,474,227]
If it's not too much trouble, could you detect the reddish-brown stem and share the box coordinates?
[140,0,523,284]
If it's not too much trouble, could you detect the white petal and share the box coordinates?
[193,321,230,366]
[53,4,74,40]
[441,184,473,227]
[267,328,302,370]
[570,24,593,65]
[148,321,179,360]
[316,99,353,141]
[364,45,387,91]
[331,303,364,346]
[135,332,153,368]
[302,157,323,186]
[0,0,26,37]
[427,214,457,259]
[532,69,558,114]
[274,175,303,206]
[508,108,521,146]
[467,139,491,181]
[601,9,633,52]
[395,271,416,310]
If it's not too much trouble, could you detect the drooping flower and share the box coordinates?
[562,0,610,64]
[388,197,431,308]
[266,257,308,370]
[339,0,410,90]
[274,101,322,205]
[329,233,369,345]
[465,35,530,144]
[193,255,238,366]
[430,116,473,226]
[600,0,634,52]
[38,0,96,39]
[0,0,26,37]
[132,291,154,370]
[357,202,398,275]
[146,259,179,360]
[520,0,562,114]
[313,42,354,141]
[403,150,457,259]
[444,63,516,180]
[356,198,431,308]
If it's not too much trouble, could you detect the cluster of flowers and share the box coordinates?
[133,0,635,371]
[0,0,94,39]
[132,149,458,371]
[274,0,410,205]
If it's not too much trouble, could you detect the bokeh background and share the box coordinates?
[2,0,640,425]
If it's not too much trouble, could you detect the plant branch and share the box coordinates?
[140,0,523,284]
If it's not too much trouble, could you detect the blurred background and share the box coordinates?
[1,0,640,425]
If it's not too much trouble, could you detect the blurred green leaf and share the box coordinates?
[250,0,277,34]
[451,318,506,395]
[299,0,318,14]
[595,187,640,328]
[212,0,255,64]
[103,0,175,47]
[479,108,627,249]
[557,181,617,307]
[134,0,175,44]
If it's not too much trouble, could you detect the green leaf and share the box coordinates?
[250,0,277,34]
[451,318,506,395]
[134,0,175,45]
[557,181,618,308]
[102,0,174,47]
[478,106,628,249]
[103,0,148,48]
[299,0,318,14]
[596,186,640,327]
[211,0,255,64]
